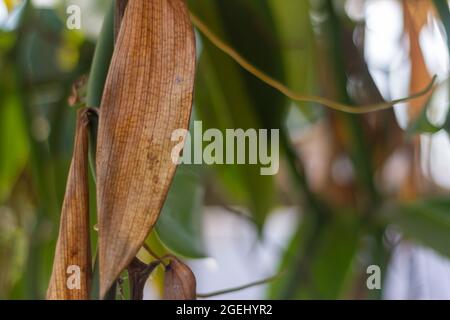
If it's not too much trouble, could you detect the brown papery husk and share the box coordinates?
[163,256,197,300]
[96,0,196,298]
[47,109,92,300]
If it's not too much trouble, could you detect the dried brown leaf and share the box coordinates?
[96,0,196,298]
[47,109,92,300]
[403,0,434,120]
[401,0,434,199]
[163,256,197,300]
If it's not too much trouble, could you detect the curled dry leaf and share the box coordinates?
[127,258,160,300]
[96,0,196,298]
[163,256,197,300]
[47,109,92,300]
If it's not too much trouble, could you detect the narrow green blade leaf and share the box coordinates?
[189,0,285,226]
[392,198,450,258]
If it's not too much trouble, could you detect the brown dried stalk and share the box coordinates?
[47,109,92,300]
[127,258,160,300]
[96,0,196,298]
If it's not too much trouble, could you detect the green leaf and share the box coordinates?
[269,213,360,299]
[268,0,318,119]
[391,198,450,258]
[18,8,68,82]
[211,0,287,129]
[308,215,360,299]
[86,1,115,108]
[0,215,27,299]
[406,98,442,135]
[155,164,206,259]
[0,71,29,203]
[0,32,16,51]
[9,2,95,298]
[189,0,286,226]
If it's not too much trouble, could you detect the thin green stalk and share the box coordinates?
[85,1,116,300]
[190,11,436,115]
[86,1,115,108]
[197,273,283,298]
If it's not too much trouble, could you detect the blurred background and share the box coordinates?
[1,0,450,300]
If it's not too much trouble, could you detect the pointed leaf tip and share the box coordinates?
[47,109,92,300]
[163,256,197,300]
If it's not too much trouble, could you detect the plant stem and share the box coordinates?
[197,272,283,298]
[142,243,168,267]
[189,11,435,114]
[85,1,116,300]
